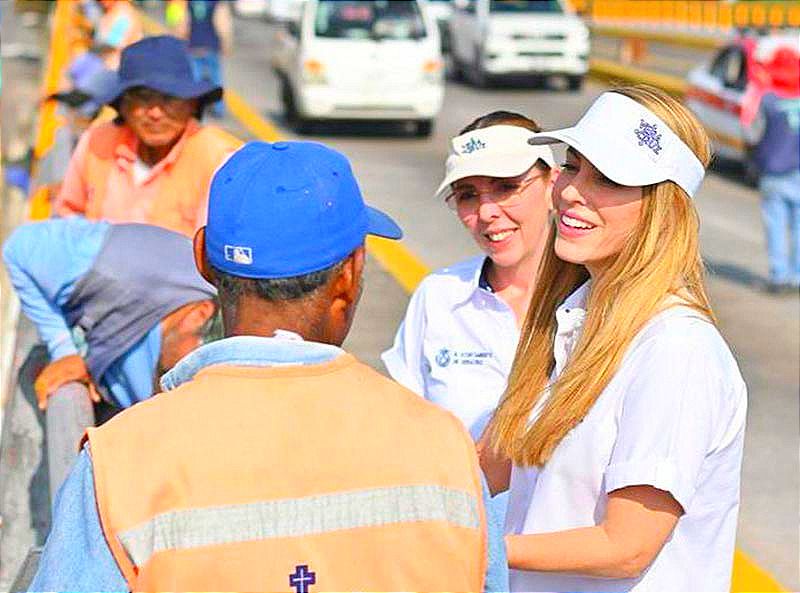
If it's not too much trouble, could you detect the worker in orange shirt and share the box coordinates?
[55,35,242,238]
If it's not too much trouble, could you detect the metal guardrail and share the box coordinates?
[590,23,725,50]
[8,547,41,592]
[45,382,94,501]
[589,57,689,96]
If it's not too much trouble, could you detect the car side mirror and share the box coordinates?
[287,20,300,38]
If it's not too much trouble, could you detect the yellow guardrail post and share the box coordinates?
[28,0,74,221]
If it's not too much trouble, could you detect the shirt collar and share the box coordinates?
[553,280,591,377]
[451,256,495,307]
[114,118,200,177]
[160,332,345,391]
[477,257,494,293]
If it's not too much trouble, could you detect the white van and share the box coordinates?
[449,0,589,89]
[272,0,445,136]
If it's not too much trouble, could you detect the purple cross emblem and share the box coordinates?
[289,565,316,593]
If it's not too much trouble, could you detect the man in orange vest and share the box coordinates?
[29,141,508,592]
[55,35,242,238]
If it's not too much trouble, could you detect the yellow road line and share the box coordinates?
[224,90,282,142]
[734,549,786,592]
[365,236,431,294]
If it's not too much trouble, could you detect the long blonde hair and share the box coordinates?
[488,85,714,467]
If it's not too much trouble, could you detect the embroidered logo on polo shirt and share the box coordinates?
[435,348,452,367]
[461,137,487,154]
[435,348,493,367]
[634,120,663,155]
[224,245,253,265]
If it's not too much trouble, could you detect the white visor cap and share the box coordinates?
[435,125,557,201]
[529,92,706,197]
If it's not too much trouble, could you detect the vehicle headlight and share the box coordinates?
[422,59,444,84]
[302,59,327,84]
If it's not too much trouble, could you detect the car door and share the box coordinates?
[687,44,747,158]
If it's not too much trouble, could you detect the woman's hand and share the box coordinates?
[506,485,682,579]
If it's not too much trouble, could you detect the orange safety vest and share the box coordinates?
[56,120,241,237]
[87,354,487,592]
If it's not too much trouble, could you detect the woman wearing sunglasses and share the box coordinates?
[382,111,556,442]
[483,85,747,592]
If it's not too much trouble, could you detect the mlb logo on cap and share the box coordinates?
[224,245,253,265]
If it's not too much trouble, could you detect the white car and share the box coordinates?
[686,33,799,180]
[272,0,445,136]
[449,0,589,88]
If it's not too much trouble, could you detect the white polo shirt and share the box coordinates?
[507,282,748,592]
[382,256,519,441]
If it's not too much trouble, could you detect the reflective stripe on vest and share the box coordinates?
[119,484,479,567]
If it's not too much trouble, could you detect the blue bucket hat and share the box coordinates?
[205,141,403,279]
[100,35,223,109]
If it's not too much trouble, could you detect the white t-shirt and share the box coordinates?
[382,256,520,440]
[132,157,153,186]
[507,282,747,593]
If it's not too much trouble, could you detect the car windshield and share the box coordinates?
[490,0,563,13]
[315,1,426,40]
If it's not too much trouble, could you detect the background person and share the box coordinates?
[382,111,556,442]
[93,0,143,68]
[2,218,217,412]
[34,67,117,205]
[30,141,507,592]
[54,35,242,238]
[178,0,233,118]
[742,37,800,293]
[483,86,747,592]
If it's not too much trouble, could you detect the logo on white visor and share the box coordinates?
[461,137,487,154]
[224,245,253,265]
[634,120,663,155]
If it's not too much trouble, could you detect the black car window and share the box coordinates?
[710,46,747,91]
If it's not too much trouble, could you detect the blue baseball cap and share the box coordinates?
[205,141,403,279]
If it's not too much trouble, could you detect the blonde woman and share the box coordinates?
[482,86,747,592]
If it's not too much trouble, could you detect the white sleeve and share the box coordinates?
[603,330,724,511]
[381,283,429,397]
